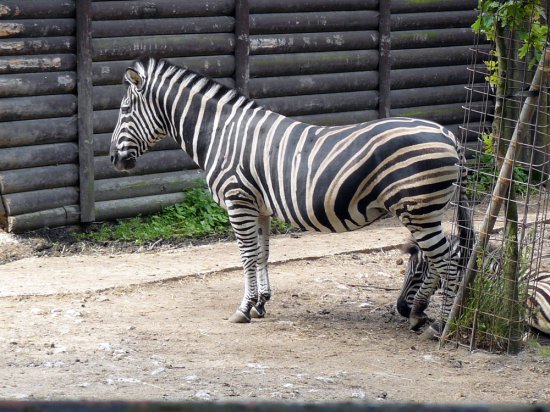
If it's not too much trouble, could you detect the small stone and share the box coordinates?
[395,258,404,265]
[194,390,210,400]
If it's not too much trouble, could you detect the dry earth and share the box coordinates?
[0,220,549,404]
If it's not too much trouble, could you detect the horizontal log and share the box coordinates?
[0,19,75,38]
[6,205,80,233]
[92,0,234,20]
[2,186,79,216]
[94,192,186,222]
[390,84,470,109]
[0,54,76,74]
[0,1,75,19]
[250,0,378,14]
[391,45,490,69]
[250,31,378,55]
[0,116,76,148]
[0,142,78,171]
[92,55,235,85]
[92,16,234,38]
[92,33,234,62]
[93,109,118,134]
[258,90,378,117]
[250,11,378,35]
[0,94,76,122]
[94,151,197,180]
[391,28,475,50]
[95,169,204,202]
[445,122,483,144]
[93,85,125,111]
[391,65,483,89]
[249,71,378,99]
[250,50,379,77]
[0,164,78,194]
[391,11,477,31]
[0,71,76,97]
[292,110,378,126]
[94,133,180,156]
[390,102,487,125]
[391,0,478,13]
[0,36,75,56]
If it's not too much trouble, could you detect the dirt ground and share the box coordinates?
[0,222,549,404]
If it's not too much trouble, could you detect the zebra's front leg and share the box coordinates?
[250,215,271,318]
[226,204,261,324]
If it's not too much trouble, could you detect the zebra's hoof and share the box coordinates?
[228,310,251,323]
[250,305,266,319]
[409,313,428,331]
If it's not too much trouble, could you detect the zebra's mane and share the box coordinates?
[131,57,260,110]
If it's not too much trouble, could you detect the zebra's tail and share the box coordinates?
[456,156,475,270]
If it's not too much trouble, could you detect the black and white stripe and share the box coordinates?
[110,58,466,327]
[399,234,550,336]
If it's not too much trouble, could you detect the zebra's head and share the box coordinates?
[110,59,169,171]
[396,240,431,318]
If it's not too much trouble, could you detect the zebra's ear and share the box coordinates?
[124,68,144,91]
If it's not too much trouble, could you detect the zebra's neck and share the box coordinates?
[158,67,258,170]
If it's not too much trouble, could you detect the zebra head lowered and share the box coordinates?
[110,60,169,171]
[399,231,550,338]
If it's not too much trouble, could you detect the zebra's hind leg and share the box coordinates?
[408,227,451,332]
[250,215,272,319]
[421,263,461,340]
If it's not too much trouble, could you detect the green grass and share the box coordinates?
[527,338,550,357]
[81,186,292,245]
[450,248,529,352]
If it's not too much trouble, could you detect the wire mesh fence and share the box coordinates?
[442,1,550,354]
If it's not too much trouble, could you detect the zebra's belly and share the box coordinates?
[267,189,387,234]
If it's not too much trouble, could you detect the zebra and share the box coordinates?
[110,57,469,328]
[398,231,550,337]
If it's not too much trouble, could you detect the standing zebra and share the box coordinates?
[399,233,550,337]
[110,58,468,328]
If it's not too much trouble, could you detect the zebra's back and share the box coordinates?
[224,116,461,233]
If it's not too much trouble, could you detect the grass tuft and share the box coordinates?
[81,186,292,245]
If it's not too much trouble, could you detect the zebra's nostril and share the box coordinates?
[111,153,118,164]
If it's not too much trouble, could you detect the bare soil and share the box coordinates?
[0,223,549,403]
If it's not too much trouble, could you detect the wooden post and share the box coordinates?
[76,0,95,222]
[378,0,391,118]
[235,0,250,97]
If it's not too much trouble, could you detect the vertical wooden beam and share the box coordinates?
[235,0,250,97]
[378,0,391,118]
[76,0,95,222]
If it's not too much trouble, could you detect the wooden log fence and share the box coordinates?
[0,0,484,232]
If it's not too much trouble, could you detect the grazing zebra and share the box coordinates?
[398,232,550,337]
[110,58,468,327]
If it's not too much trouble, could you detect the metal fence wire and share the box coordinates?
[442,1,550,354]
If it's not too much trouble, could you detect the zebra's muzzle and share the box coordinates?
[111,151,137,171]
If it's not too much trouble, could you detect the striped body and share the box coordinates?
[399,236,550,336]
[110,58,464,326]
